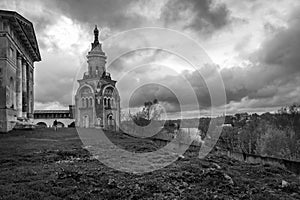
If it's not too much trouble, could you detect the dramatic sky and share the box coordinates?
[1,0,300,118]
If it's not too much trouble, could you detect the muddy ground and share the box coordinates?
[0,128,299,200]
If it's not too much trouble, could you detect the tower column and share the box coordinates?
[16,54,22,118]
[22,59,27,118]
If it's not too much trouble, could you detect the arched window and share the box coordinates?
[89,98,93,107]
[111,98,114,108]
[104,98,107,106]
[86,98,89,107]
[108,98,111,108]
[82,98,85,107]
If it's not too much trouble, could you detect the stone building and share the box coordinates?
[0,10,41,132]
[75,26,120,131]
[33,105,75,128]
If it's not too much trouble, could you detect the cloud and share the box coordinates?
[121,6,300,114]
[160,0,231,34]
[2,0,300,115]
[35,101,67,110]
[49,0,148,31]
[259,10,300,75]
[34,51,82,108]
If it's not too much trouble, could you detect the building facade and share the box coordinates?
[33,105,75,128]
[75,26,120,131]
[0,10,41,132]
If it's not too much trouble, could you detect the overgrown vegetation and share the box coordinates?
[217,112,300,161]
[0,128,299,199]
[124,102,300,161]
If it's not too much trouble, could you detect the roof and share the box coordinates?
[34,110,70,114]
[0,10,41,62]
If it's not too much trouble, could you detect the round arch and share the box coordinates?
[36,122,47,128]
[102,85,118,96]
[76,83,95,97]
[57,121,65,128]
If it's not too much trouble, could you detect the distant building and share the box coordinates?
[33,105,75,128]
[74,26,120,131]
[0,10,41,132]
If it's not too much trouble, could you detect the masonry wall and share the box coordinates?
[0,33,18,132]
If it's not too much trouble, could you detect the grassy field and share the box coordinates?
[0,128,299,200]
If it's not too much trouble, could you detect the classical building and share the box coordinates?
[0,10,41,132]
[75,26,120,131]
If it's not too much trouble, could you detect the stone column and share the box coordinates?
[27,66,34,119]
[26,65,30,118]
[22,60,27,118]
[16,54,22,118]
[30,69,34,116]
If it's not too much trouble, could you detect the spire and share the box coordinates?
[91,25,100,50]
[94,25,99,44]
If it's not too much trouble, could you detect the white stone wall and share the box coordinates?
[33,118,75,128]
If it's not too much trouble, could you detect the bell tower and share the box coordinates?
[75,25,121,131]
[86,25,107,77]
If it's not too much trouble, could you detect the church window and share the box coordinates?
[86,98,89,107]
[108,98,111,108]
[89,98,93,107]
[82,98,85,107]
[104,98,107,106]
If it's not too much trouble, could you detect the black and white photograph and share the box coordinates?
[0,0,300,199]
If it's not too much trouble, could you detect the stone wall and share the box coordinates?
[227,151,300,175]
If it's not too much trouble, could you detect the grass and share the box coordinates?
[0,128,299,200]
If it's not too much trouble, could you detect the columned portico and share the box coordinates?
[0,10,41,132]
[15,55,34,120]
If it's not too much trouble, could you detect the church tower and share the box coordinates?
[86,25,106,77]
[75,26,120,131]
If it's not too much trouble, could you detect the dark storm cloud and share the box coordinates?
[50,0,145,30]
[259,11,300,75]
[122,5,300,112]
[119,66,213,112]
[218,7,300,108]
[160,0,231,34]
[9,0,297,113]
[129,84,181,112]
